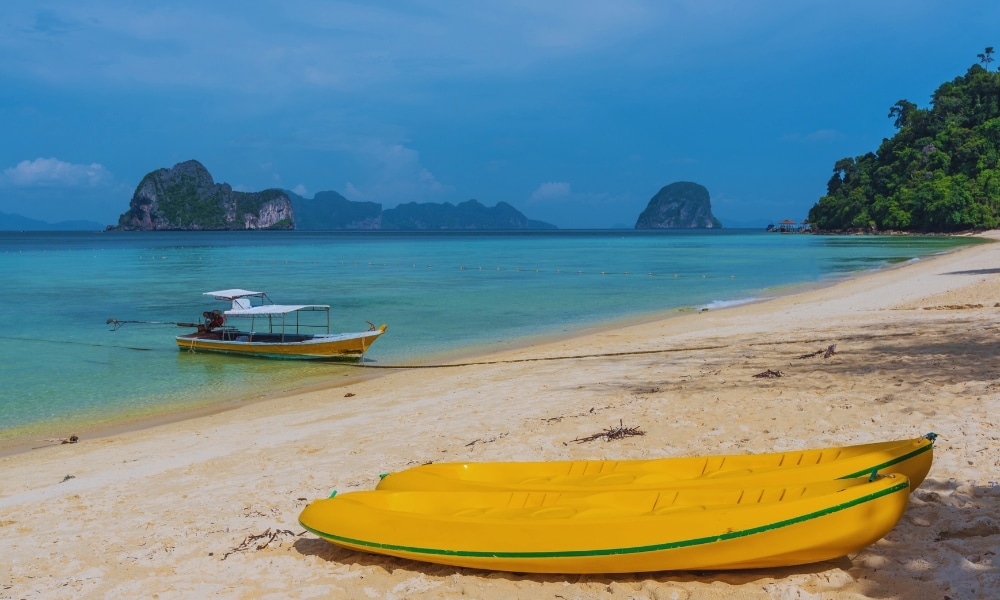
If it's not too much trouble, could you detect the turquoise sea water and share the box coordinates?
[0,230,979,444]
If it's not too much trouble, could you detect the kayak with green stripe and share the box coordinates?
[299,474,910,573]
[375,434,935,493]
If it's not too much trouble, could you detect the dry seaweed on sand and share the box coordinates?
[465,432,508,447]
[573,419,645,443]
[753,369,783,378]
[796,344,838,359]
[222,528,303,560]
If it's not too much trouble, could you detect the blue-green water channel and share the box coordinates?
[0,230,978,444]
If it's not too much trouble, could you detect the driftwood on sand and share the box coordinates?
[572,420,645,443]
[796,344,838,359]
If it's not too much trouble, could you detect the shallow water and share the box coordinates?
[0,230,977,441]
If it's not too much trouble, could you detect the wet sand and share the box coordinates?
[2,233,999,599]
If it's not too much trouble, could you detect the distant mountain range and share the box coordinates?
[284,189,556,231]
[3,162,727,232]
[0,211,106,231]
[284,189,381,230]
[112,160,558,231]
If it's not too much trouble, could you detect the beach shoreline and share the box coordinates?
[2,232,999,598]
[0,236,939,459]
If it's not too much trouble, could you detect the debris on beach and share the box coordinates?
[753,369,784,378]
[46,435,79,444]
[222,528,304,560]
[630,385,663,395]
[465,432,508,447]
[923,303,984,310]
[573,420,645,443]
[31,434,80,450]
[796,344,837,359]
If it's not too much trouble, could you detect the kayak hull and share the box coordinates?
[300,475,910,573]
[376,435,935,492]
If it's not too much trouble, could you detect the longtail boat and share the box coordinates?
[174,289,386,360]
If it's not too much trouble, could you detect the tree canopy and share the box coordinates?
[808,53,1000,232]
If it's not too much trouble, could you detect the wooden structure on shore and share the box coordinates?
[767,219,812,233]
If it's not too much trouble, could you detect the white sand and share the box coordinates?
[3,233,999,599]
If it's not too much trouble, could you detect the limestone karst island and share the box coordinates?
[112,161,725,232]
[635,182,722,229]
[113,160,557,231]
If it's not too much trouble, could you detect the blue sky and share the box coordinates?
[2,2,998,228]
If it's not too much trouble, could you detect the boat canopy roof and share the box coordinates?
[204,289,330,316]
[204,289,266,300]
[226,304,329,317]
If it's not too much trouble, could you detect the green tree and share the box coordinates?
[978,47,994,71]
[888,100,918,129]
[809,61,1000,232]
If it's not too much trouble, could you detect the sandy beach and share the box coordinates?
[3,234,999,600]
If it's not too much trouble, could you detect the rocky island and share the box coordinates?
[115,160,293,231]
[635,181,722,229]
[116,160,555,231]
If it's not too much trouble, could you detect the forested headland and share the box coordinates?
[809,49,1000,232]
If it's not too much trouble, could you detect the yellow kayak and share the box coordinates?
[376,434,935,492]
[299,474,910,573]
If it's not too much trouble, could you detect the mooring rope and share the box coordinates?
[344,329,932,370]
[348,344,731,369]
[0,334,155,351]
[0,328,932,367]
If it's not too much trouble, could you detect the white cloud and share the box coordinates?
[529,181,572,203]
[342,140,452,205]
[780,129,845,143]
[0,1,673,95]
[0,0,953,111]
[805,129,844,141]
[515,1,652,51]
[343,182,365,201]
[291,183,308,196]
[1,158,113,188]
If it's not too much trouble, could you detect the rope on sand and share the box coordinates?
[348,330,924,370]
[348,344,730,369]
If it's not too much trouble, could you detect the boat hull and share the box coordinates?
[299,475,910,573]
[176,325,386,359]
[376,434,934,492]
